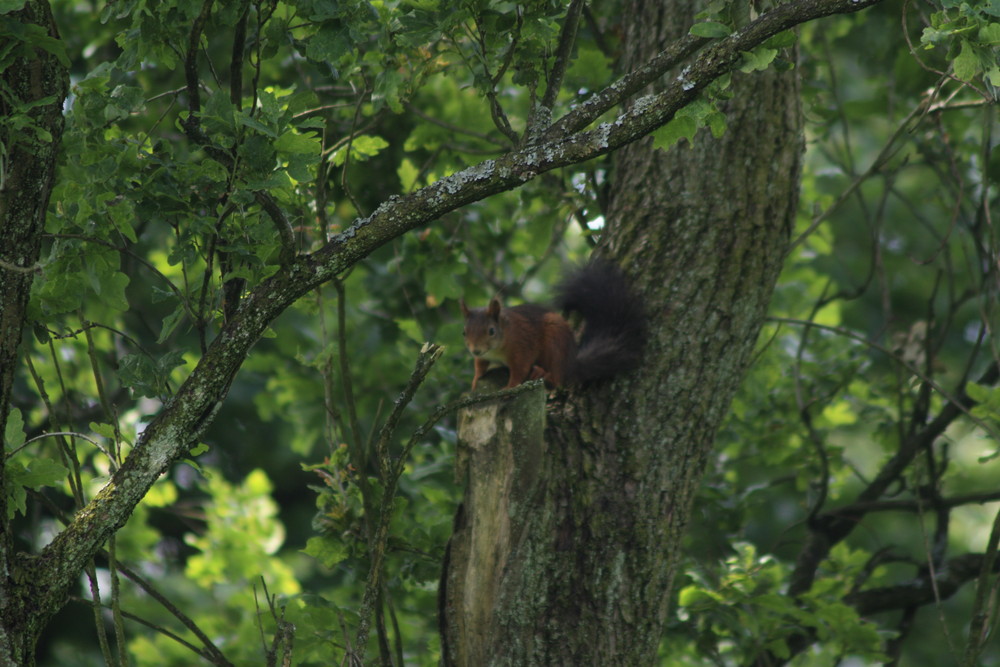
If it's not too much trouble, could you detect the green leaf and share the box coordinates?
[968,381,1000,423]
[764,638,790,660]
[354,134,389,155]
[740,47,778,73]
[653,116,698,149]
[706,110,727,138]
[240,134,277,174]
[966,381,992,403]
[5,463,28,517]
[331,134,388,166]
[202,91,236,135]
[921,25,950,48]
[156,349,187,376]
[108,84,145,117]
[566,46,612,91]
[304,535,351,568]
[0,1,28,14]
[238,112,278,138]
[953,39,980,81]
[157,303,187,344]
[8,22,70,67]
[678,585,722,607]
[306,25,352,62]
[425,260,464,301]
[690,21,730,38]
[6,458,68,518]
[32,322,50,344]
[763,30,797,49]
[90,422,117,439]
[35,271,85,315]
[397,318,424,345]
[986,64,1000,86]
[3,408,25,450]
[95,271,130,312]
[980,22,1000,44]
[118,354,157,397]
[274,130,322,156]
[373,70,405,113]
[287,153,318,182]
[402,0,439,9]
[398,158,420,192]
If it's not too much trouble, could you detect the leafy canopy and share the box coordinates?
[1,0,999,665]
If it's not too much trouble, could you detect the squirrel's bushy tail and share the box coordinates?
[555,260,646,383]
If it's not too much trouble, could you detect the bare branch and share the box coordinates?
[183,0,214,129]
[964,506,1000,666]
[848,553,1000,616]
[828,490,1000,516]
[539,0,585,113]
[230,0,250,109]
[354,343,444,661]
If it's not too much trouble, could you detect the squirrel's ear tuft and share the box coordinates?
[460,299,470,316]
[488,298,503,318]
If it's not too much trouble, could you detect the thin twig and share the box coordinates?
[333,277,365,487]
[405,103,507,147]
[230,0,250,109]
[109,537,130,667]
[33,488,235,666]
[768,318,999,441]
[85,563,116,666]
[8,430,106,460]
[0,257,42,273]
[184,0,215,121]
[354,343,444,659]
[788,91,934,253]
[68,595,224,665]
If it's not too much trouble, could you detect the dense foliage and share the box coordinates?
[1,0,999,665]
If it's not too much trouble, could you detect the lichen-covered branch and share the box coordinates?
[309,0,886,285]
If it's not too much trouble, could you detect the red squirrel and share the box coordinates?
[459,261,645,390]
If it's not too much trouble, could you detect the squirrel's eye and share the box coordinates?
[488,327,496,336]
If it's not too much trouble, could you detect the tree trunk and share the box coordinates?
[0,2,69,664]
[440,383,548,667]
[440,2,802,664]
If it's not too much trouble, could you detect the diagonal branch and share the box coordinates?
[355,343,444,662]
[540,0,586,112]
[185,0,213,115]
[828,489,1000,516]
[542,32,708,142]
[751,552,1000,667]
[788,362,999,598]
[847,552,1000,615]
[230,0,250,110]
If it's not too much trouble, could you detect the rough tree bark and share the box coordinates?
[440,1,802,664]
[0,2,68,664]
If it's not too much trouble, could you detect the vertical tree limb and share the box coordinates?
[0,1,68,663]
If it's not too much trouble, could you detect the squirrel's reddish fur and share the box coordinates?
[460,261,645,390]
